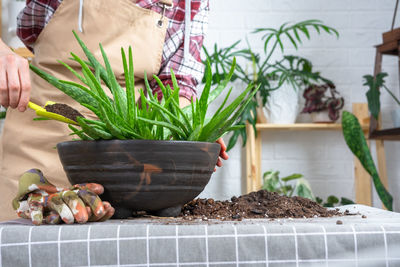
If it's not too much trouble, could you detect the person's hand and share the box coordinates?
[215,138,229,171]
[12,169,114,225]
[0,45,31,112]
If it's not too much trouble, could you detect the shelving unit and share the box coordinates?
[370,29,400,140]
[245,103,387,207]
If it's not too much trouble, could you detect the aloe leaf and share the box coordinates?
[57,60,87,85]
[199,83,255,141]
[182,57,236,117]
[68,124,93,140]
[72,31,112,89]
[122,47,136,126]
[205,85,259,142]
[147,99,189,136]
[170,98,193,132]
[58,80,110,112]
[137,117,186,138]
[199,60,213,122]
[99,43,127,117]
[70,53,112,105]
[213,87,233,118]
[29,64,98,109]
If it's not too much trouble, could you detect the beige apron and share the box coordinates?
[0,0,172,221]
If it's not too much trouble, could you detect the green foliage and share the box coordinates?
[262,170,314,200]
[316,196,355,207]
[253,20,339,54]
[0,110,6,119]
[30,31,259,142]
[204,20,338,151]
[262,170,355,207]
[364,72,400,120]
[341,111,393,210]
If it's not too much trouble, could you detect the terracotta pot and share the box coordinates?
[57,140,220,218]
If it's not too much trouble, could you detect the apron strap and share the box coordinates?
[78,0,84,32]
[184,0,191,60]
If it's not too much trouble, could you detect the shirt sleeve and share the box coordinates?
[150,0,209,101]
[17,0,62,51]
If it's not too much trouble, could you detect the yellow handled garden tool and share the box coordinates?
[28,101,80,125]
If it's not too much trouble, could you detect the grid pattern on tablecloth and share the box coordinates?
[0,223,400,267]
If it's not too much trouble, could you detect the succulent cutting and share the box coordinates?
[29,31,259,142]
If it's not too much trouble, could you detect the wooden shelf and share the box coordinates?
[370,127,400,140]
[256,123,369,131]
[256,123,342,131]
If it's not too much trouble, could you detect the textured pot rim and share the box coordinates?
[57,139,221,148]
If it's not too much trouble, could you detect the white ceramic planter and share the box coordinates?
[262,83,300,124]
[391,108,400,128]
[311,111,333,123]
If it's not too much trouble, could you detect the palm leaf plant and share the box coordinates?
[29,31,259,142]
[204,20,338,151]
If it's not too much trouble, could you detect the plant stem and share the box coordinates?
[383,84,400,106]
[264,40,279,65]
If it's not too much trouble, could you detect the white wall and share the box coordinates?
[199,0,400,212]
[2,0,399,210]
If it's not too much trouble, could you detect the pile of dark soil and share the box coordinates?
[45,103,84,122]
[181,190,342,221]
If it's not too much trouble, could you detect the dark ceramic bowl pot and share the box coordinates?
[57,140,220,218]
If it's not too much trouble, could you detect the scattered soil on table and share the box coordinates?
[180,190,342,221]
[45,103,84,122]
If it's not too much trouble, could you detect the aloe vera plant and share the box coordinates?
[29,31,259,142]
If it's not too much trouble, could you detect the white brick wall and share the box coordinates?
[1,0,399,211]
[199,0,400,212]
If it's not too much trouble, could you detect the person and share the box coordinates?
[0,0,228,222]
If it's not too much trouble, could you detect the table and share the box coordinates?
[0,205,399,267]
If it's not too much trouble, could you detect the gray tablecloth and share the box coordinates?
[0,205,399,267]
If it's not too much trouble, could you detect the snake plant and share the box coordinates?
[342,111,393,210]
[29,31,259,142]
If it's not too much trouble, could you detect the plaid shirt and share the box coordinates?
[17,0,209,100]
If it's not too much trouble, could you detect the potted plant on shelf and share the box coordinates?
[364,72,400,128]
[301,83,344,123]
[29,32,259,218]
[203,20,338,150]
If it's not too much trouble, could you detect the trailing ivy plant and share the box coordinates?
[203,20,339,151]
[29,31,259,142]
